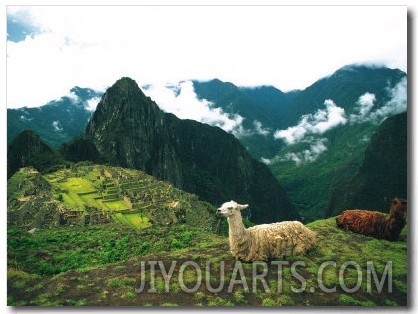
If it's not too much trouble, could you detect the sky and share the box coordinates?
[6,5,407,109]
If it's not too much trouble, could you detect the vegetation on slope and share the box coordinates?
[7,163,407,307]
[7,130,65,179]
[271,111,407,222]
[7,218,407,306]
[327,112,407,216]
[8,164,221,232]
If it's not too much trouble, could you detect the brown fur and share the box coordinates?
[336,197,407,241]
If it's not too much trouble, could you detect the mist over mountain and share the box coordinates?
[264,67,406,220]
[7,87,103,148]
[60,77,297,223]
[280,65,406,127]
[7,64,407,221]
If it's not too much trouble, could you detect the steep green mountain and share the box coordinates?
[326,112,407,216]
[7,65,406,222]
[7,86,102,148]
[192,79,299,159]
[193,79,297,130]
[60,77,297,223]
[284,65,406,127]
[239,85,300,128]
[7,130,64,178]
[191,66,405,160]
[268,66,407,221]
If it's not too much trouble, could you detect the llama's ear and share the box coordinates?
[238,204,249,210]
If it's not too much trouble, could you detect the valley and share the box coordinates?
[7,65,407,222]
[6,64,408,307]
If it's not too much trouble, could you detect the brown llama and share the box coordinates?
[336,197,407,241]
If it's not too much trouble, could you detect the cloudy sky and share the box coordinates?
[6,5,407,109]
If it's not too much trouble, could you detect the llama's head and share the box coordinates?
[217,200,249,217]
[390,197,407,219]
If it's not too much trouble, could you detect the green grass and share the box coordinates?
[51,176,107,211]
[60,177,95,193]
[7,217,407,306]
[79,192,104,208]
[103,200,129,211]
[123,213,151,229]
[61,193,79,209]
[7,164,407,307]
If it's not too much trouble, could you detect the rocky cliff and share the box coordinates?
[326,112,407,216]
[61,77,297,223]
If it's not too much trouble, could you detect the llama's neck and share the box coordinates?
[388,210,406,232]
[383,209,406,240]
[227,212,248,238]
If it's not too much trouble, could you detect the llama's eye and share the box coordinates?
[228,207,233,210]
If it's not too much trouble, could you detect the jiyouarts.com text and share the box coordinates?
[134,260,393,294]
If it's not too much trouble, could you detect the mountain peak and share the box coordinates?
[329,63,405,80]
[98,76,153,111]
[83,77,164,163]
[7,130,61,178]
[62,77,298,223]
[102,77,147,101]
[113,76,139,89]
[69,86,102,102]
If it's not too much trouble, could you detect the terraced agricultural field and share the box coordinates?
[114,212,151,229]
[45,169,128,212]
[30,163,217,231]
[43,166,150,228]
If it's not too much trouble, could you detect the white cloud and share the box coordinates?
[6,6,407,109]
[349,92,376,123]
[361,134,371,143]
[253,120,270,136]
[349,77,407,124]
[19,115,32,122]
[143,81,245,134]
[268,76,407,166]
[262,138,328,166]
[46,88,101,111]
[85,97,101,111]
[282,138,328,165]
[274,99,347,145]
[260,157,273,165]
[369,77,407,121]
[65,90,80,104]
[52,120,63,131]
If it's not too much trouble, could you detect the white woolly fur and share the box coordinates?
[217,200,316,262]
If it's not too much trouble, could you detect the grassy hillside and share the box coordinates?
[8,218,407,306]
[7,163,407,307]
